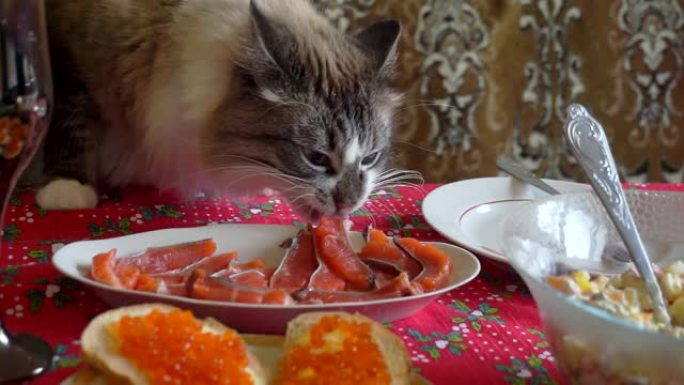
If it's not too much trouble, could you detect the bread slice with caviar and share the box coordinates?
[76,303,267,385]
[274,311,412,385]
[63,306,413,385]
[61,366,122,385]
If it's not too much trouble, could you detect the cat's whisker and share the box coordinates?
[395,100,460,112]
[391,139,438,155]
[278,184,311,194]
[287,192,317,206]
[375,178,424,188]
[359,200,378,229]
[203,164,307,187]
[375,172,424,186]
[369,197,394,218]
[374,181,426,194]
[206,169,301,190]
[207,155,309,183]
[375,169,417,181]
[375,174,423,185]
[209,168,304,192]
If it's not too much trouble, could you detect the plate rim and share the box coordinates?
[422,176,590,264]
[52,223,481,310]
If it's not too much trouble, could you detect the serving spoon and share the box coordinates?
[496,155,561,196]
[563,103,671,326]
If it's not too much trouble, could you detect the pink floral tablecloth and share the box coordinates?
[1,182,677,385]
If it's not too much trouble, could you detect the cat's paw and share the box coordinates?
[35,179,98,210]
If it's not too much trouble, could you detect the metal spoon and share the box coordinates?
[496,155,561,195]
[0,315,53,382]
[563,103,671,326]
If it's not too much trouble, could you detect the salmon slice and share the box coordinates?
[120,239,217,274]
[188,270,292,305]
[134,273,188,293]
[149,252,237,280]
[211,258,273,280]
[364,226,391,243]
[367,261,400,288]
[313,218,375,291]
[134,274,160,292]
[134,252,236,292]
[394,238,452,292]
[157,281,188,297]
[186,252,236,273]
[269,231,318,293]
[360,228,423,280]
[294,272,412,304]
[91,249,122,287]
[113,264,141,289]
[307,259,346,291]
[307,226,346,291]
[230,259,265,272]
[226,270,269,289]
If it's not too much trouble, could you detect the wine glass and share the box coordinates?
[0,0,54,382]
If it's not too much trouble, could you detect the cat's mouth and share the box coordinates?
[285,195,328,224]
[308,209,322,225]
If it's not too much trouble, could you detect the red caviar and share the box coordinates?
[112,309,253,385]
[276,315,391,385]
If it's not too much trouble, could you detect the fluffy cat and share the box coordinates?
[36,0,403,222]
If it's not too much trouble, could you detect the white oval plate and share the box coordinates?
[422,176,590,264]
[52,223,480,334]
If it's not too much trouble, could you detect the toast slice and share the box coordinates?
[79,303,266,385]
[61,366,125,385]
[275,312,412,385]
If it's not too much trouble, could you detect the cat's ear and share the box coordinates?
[355,20,401,74]
[249,0,298,74]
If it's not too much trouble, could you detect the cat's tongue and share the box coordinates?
[308,209,322,226]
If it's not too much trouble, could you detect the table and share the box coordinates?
[1,182,677,385]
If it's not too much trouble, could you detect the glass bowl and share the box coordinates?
[500,189,684,385]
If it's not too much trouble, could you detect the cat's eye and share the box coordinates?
[361,151,380,167]
[305,151,332,170]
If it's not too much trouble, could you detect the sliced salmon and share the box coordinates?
[157,281,188,296]
[120,238,217,274]
[134,274,160,292]
[269,230,318,293]
[188,270,292,305]
[394,238,452,292]
[367,261,400,288]
[360,228,423,280]
[148,252,237,280]
[313,218,375,291]
[364,226,391,243]
[230,259,265,272]
[294,272,412,304]
[307,226,346,291]
[133,252,236,292]
[211,258,273,279]
[307,260,346,291]
[134,273,188,293]
[91,249,122,287]
[226,269,269,289]
[186,252,236,273]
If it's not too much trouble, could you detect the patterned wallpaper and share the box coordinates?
[313,0,684,183]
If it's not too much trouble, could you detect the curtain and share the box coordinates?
[313,0,684,183]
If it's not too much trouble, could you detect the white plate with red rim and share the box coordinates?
[52,223,480,334]
[422,177,590,264]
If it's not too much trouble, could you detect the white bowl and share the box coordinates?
[53,223,480,334]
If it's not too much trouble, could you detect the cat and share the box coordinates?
[34,0,403,222]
